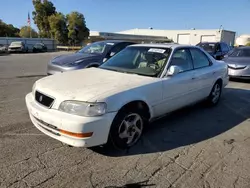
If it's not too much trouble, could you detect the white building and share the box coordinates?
[235,35,250,46]
[118,28,236,46]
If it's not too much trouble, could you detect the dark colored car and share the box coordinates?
[47,40,136,75]
[33,43,47,53]
[196,42,230,60]
[223,47,250,79]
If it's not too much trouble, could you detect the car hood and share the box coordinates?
[223,57,250,66]
[35,68,157,104]
[51,53,102,66]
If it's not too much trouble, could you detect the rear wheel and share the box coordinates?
[206,81,222,106]
[108,109,145,150]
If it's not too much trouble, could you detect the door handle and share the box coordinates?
[191,77,196,80]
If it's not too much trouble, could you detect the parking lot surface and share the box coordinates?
[0,53,250,188]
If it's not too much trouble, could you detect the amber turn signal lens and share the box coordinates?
[59,129,93,138]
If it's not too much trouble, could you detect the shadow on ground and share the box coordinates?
[16,75,47,78]
[104,180,155,188]
[0,53,11,56]
[229,77,250,83]
[92,88,250,157]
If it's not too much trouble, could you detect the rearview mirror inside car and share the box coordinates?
[167,65,181,76]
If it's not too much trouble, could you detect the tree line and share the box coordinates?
[0,0,89,45]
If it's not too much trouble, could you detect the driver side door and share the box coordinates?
[160,48,200,114]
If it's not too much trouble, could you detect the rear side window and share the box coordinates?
[110,43,131,54]
[190,48,210,69]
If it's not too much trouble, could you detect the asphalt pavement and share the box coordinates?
[0,52,250,188]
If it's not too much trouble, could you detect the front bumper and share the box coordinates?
[228,67,250,79]
[8,48,23,52]
[25,93,117,147]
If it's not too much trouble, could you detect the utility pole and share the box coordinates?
[28,12,31,38]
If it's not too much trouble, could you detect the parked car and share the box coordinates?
[223,46,250,79]
[26,44,228,149]
[8,41,28,53]
[33,43,47,53]
[47,40,136,75]
[0,44,8,54]
[196,42,230,60]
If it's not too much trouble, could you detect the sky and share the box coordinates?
[0,0,249,36]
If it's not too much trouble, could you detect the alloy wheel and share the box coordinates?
[212,83,221,104]
[118,113,143,147]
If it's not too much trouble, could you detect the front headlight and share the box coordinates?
[59,101,107,117]
[74,59,84,64]
[67,59,84,67]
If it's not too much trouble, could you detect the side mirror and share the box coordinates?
[110,52,116,57]
[167,65,181,76]
[103,58,108,62]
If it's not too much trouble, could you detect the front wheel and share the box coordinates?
[206,81,222,106]
[108,110,145,150]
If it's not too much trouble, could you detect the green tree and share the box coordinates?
[66,11,89,45]
[32,0,56,38]
[19,26,38,38]
[48,12,68,44]
[0,20,20,37]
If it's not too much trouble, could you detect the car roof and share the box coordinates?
[130,43,198,49]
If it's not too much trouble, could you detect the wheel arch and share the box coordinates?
[216,78,223,86]
[86,63,100,68]
[116,100,152,120]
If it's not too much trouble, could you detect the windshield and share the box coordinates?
[78,41,112,54]
[197,43,216,52]
[100,46,171,77]
[229,48,250,57]
[11,42,22,45]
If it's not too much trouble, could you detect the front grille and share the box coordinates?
[9,47,21,50]
[35,91,54,108]
[228,65,246,70]
[33,116,60,136]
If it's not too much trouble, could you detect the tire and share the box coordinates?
[107,108,146,150]
[206,81,222,106]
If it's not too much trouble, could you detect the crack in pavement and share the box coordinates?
[34,173,58,187]
[89,172,95,188]
[233,176,240,188]
[7,169,37,188]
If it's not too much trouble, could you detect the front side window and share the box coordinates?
[169,48,193,72]
[100,47,171,77]
[108,42,132,56]
[190,48,210,69]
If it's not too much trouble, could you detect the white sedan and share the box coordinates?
[25,44,229,150]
